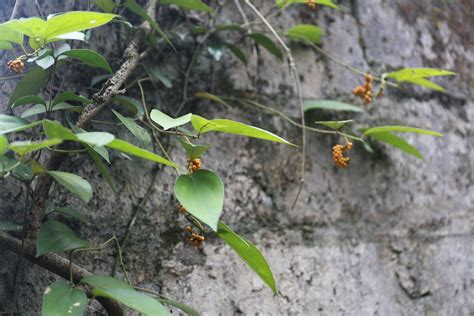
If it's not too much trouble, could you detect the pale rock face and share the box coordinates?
[0,0,472,315]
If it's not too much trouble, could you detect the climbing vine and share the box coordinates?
[0,0,454,315]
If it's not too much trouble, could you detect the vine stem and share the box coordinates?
[243,0,306,210]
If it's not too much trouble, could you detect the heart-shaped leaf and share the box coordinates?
[42,281,88,316]
[36,221,88,256]
[175,169,224,231]
[150,109,192,130]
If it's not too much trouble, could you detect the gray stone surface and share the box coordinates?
[0,0,473,315]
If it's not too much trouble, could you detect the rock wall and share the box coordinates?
[0,0,472,315]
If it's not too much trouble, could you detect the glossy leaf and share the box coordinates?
[180,140,211,159]
[304,100,363,112]
[286,24,323,44]
[42,281,88,316]
[150,109,192,130]
[366,132,423,160]
[0,115,42,135]
[81,275,170,316]
[9,138,62,156]
[175,169,224,231]
[61,49,112,73]
[76,132,115,147]
[11,95,46,109]
[159,0,212,12]
[248,33,283,61]
[363,126,443,137]
[124,0,174,50]
[36,221,88,256]
[113,110,151,147]
[106,139,178,168]
[315,120,353,130]
[48,171,93,203]
[50,206,88,223]
[191,115,294,145]
[217,221,277,294]
[9,66,50,106]
[0,23,23,44]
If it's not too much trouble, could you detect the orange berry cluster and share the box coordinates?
[306,0,316,9]
[187,158,201,174]
[352,74,373,105]
[185,225,205,247]
[332,142,353,168]
[7,59,25,74]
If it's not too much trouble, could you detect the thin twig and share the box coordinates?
[244,0,306,210]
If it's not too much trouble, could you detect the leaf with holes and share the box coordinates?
[175,169,224,231]
[36,221,88,256]
[42,281,88,316]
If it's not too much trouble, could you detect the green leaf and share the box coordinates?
[0,41,13,50]
[53,42,71,57]
[286,24,324,44]
[48,171,93,203]
[36,221,88,256]
[175,169,224,231]
[180,140,211,159]
[315,120,353,130]
[52,91,91,106]
[0,23,23,44]
[50,206,88,223]
[124,0,175,51]
[61,49,112,73]
[385,68,456,92]
[363,126,443,137]
[217,221,277,294]
[43,11,118,40]
[0,155,21,174]
[224,43,247,64]
[159,0,213,12]
[112,95,144,116]
[113,110,151,146]
[158,299,200,316]
[366,132,423,160]
[81,275,170,316]
[0,221,22,231]
[248,33,283,61]
[106,139,178,168]
[9,66,50,106]
[150,110,192,130]
[0,114,42,135]
[42,281,88,316]
[85,145,117,194]
[304,100,364,112]
[21,103,82,119]
[93,0,117,13]
[194,92,231,108]
[0,136,7,155]
[9,138,62,156]
[191,115,294,145]
[11,95,46,109]
[275,0,339,9]
[76,132,115,147]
